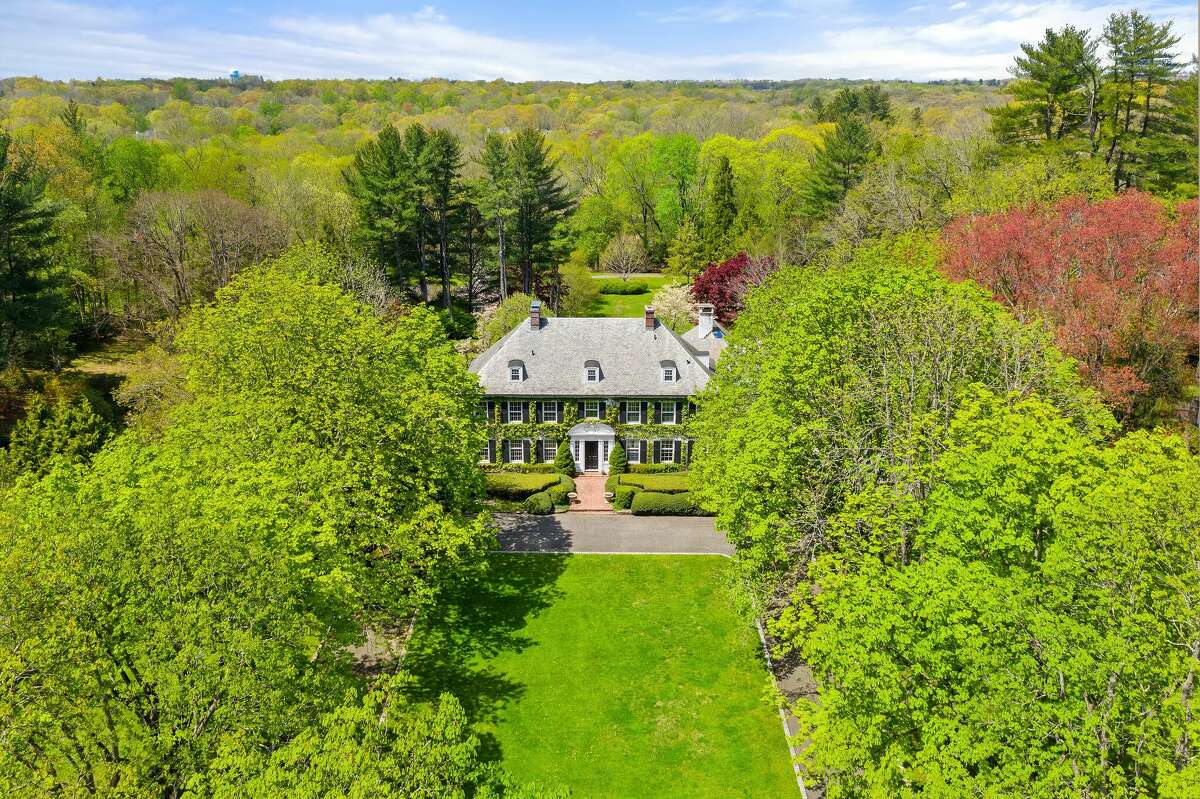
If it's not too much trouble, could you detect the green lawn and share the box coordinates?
[404,554,796,797]
[587,274,680,318]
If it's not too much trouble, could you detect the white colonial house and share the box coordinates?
[469,300,726,474]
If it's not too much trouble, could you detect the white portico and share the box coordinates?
[568,421,616,473]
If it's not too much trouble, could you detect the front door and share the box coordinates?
[584,440,599,471]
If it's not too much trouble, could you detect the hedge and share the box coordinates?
[550,474,576,506]
[598,280,649,295]
[485,472,560,500]
[620,473,690,494]
[523,491,554,514]
[485,463,559,474]
[612,485,640,510]
[631,491,712,516]
[629,463,688,474]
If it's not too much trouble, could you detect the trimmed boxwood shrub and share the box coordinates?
[604,474,621,496]
[553,439,576,477]
[550,474,576,506]
[523,490,554,514]
[598,280,649,295]
[612,485,640,510]
[608,441,628,474]
[621,472,690,494]
[486,472,559,500]
[630,491,712,516]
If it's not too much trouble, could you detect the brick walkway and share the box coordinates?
[570,473,610,511]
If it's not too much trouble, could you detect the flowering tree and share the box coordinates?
[691,253,777,325]
[649,283,695,331]
[941,192,1198,421]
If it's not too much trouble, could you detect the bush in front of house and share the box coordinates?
[550,474,576,506]
[523,490,554,514]
[553,440,576,477]
[629,463,688,474]
[486,463,558,474]
[486,472,560,500]
[598,280,649,295]
[631,490,712,516]
[612,485,640,510]
[621,472,690,494]
[608,441,628,475]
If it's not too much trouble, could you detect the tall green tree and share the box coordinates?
[0,133,72,369]
[402,123,433,303]
[991,25,1102,147]
[700,154,737,263]
[344,124,417,296]
[800,116,874,220]
[423,128,463,310]
[1102,10,1183,191]
[509,129,571,297]
[0,244,493,796]
[477,132,516,297]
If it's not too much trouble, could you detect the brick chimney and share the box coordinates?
[698,303,715,338]
[530,300,541,329]
[644,305,656,330]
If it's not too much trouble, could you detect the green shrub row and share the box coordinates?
[598,280,649,295]
[620,473,690,494]
[523,474,576,514]
[523,491,554,514]
[612,485,639,510]
[629,463,688,474]
[484,463,559,474]
[485,472,560,500]
[630,491,712,516]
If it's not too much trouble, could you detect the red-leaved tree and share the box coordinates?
[942,192,1198,421]
[692,253,777,325]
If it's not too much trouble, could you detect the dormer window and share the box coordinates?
[661,360,678,383]
[584,359,601,383]
[508,360,525,382]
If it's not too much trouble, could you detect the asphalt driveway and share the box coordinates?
[494,512,733,555]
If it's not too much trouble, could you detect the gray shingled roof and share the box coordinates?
[470,316,710,397]
[679,321,729,364]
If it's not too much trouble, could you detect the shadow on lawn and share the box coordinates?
[403,552,569,764]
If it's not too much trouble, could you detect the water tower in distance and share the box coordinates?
[229,69,241,83]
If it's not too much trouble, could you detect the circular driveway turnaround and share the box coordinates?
[494,512,733,555]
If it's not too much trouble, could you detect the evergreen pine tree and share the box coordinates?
[509,129,571,298]
[477,132,516,298]
[701,155,737,263]
[800,117,874,221]
[0,133,71,369]
[343,124,417,295]
[422,129,463,310]
[608,441,628,475]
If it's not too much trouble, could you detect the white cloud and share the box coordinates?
[0,0,1195,82]
[949,2,970,10]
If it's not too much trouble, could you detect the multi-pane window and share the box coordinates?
[662,366,676,382]
[572,440,581,461]
[585,366,599,382]
[508,440,525,463]
[659,402,677,424]
[602,440,610,464]
[541,439,557,462]
[660,440,676,463]
[479,440,491,463]
[509,366,522,382]
[584,400,601,419]
[624,401,641,423]
[626,439,641,464]
[507,401,524,423]
[541,401,558,423]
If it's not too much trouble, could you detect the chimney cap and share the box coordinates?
[698,303,715,312]
[643,305,656,330]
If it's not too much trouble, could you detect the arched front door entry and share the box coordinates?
[567,421,616,473]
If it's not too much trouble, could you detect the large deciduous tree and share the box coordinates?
[690,252,776,325]
[0,243,493,796]
[941,191,1198,424]
[778,389,1200,797]
[690,235,1108,597]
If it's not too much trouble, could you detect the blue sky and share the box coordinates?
[2,1,1196,82]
